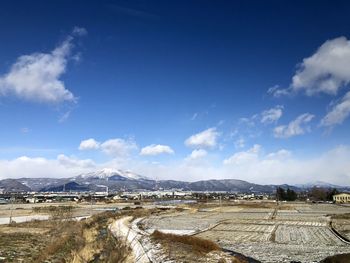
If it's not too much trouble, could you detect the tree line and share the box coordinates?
[275,187,339,201]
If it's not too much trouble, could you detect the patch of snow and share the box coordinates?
[109,216,173,263]
[77,168,148,181]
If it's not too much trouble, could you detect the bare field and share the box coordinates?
[142,202,350,262]
[0,201,154,225]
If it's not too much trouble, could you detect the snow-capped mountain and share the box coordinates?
[6,170,350,193]
[295,181,345,189]
[75,168,149,181]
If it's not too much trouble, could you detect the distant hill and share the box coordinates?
[296,181,346,189]
[0,179,31,192]
[1,168,349,193]
[40,181,90,192]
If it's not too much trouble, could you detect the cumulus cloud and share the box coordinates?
[320,91,350,127]
[0,155,95,179]
[220,145,350,185]
[185,128,219,148]
[100,138,137,157]
[274,113,315,138]
[140,144,174,156]
[79,138,100,150]
[223,144,261,165]
[76,142,350,185]
[1,145,350,185]
[0,27,86,104]
[270,37,350,97]
[186,149,207,160]
[261,105,284,124]
[78,137,137,157]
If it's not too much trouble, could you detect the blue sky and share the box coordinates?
[1,0,350,185]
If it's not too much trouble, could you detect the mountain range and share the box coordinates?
[0,168,348,193]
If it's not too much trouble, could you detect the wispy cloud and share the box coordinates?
[191,113,198,121]
[274,113,315,138]
[320,91,350,128]
[261,105,284,124]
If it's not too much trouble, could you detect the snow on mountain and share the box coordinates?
[295,181,343,188]
[76,168,149,181]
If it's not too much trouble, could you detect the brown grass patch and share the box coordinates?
[331,213,350,220]
[152,230,220,254]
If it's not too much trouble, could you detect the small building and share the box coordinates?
[333,193,350,203]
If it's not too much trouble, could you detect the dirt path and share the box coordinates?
[109,216,151,263]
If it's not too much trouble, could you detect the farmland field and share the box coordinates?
[142,202,350,262]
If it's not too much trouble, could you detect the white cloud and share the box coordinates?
[261,105,284,124]
[186,149,207,160]
[0,155,95,179]
[267,85,290,97]
[185,128,219,148]
[140,144,174,156]
[223,144,261,165]
[220,145,350,185]
[79,138,100,150]
[274,113,315,138]
[79,137,137,157]
[57,154,95,168]
[270,37,350,97]
[1,145,350,186]
[0,27,87,104]
[100,138,137,157]
[320,91,350,127]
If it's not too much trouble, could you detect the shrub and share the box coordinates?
[151,230,220,254]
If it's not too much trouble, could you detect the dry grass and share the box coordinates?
[0,207,171,262]
[152,230,220,254]
[331,213,350,220]
[33,220,85,262]
[0,208,157,263]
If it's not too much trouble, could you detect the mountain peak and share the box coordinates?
[76,168,148,181]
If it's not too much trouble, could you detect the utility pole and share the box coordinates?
[9,195,14,224]
[90,192,94,216]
